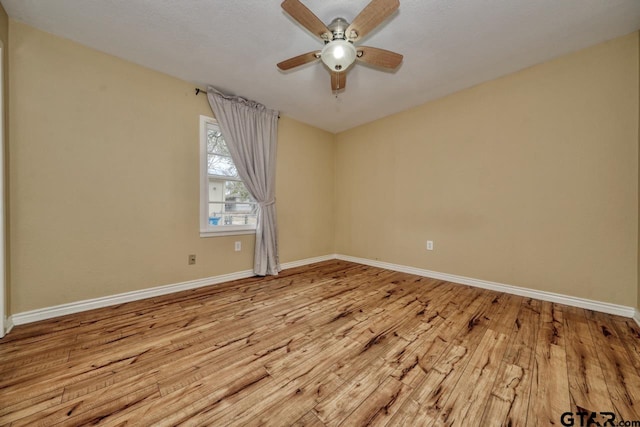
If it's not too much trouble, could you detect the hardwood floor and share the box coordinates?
[1,260,639,426]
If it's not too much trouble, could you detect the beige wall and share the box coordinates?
[8,21,334,314]
[0,7,7,156]
[335,33,639,306]
[277,117,335,263]
[0,4,7,319]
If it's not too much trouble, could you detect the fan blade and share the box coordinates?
[281,0,330,40]
[356,46,403,69]
[277,51,321,71]
[331,72,346,91]
[346,0,399,42]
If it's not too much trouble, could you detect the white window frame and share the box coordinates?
[199,115,257,237]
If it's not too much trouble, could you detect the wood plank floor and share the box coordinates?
[1,260,639,426]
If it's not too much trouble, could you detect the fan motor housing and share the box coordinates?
[327,17,349,41]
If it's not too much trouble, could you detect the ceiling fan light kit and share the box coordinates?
[278,0,403,91]
[321,40,357,72]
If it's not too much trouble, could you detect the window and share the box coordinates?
[200,116,257,236]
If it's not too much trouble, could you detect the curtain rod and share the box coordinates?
[195,88,280,119]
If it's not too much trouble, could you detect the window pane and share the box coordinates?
[201,116,258,233]
[208,154,238,177]
[207,128,230,156]
[207,179,256,227]
[225,180,252,202]
[207,201,258,226]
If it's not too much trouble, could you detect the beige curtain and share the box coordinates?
[207,86,281,276]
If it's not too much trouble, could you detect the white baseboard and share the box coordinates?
[7,253,638,329]
[10,255,335,327]
[336,254,637,318]
[4,316,13,335]
[10,269,255,326]
[280,254,336,270]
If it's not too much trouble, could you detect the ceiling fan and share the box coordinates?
[277,0,403,92]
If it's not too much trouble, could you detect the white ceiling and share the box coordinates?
[2,0,640,133]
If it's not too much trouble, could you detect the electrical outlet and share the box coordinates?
[426,241,434,251]
[234,241,241,252]
[188,254,196,265]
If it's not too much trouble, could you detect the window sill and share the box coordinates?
[200,229,256,238]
